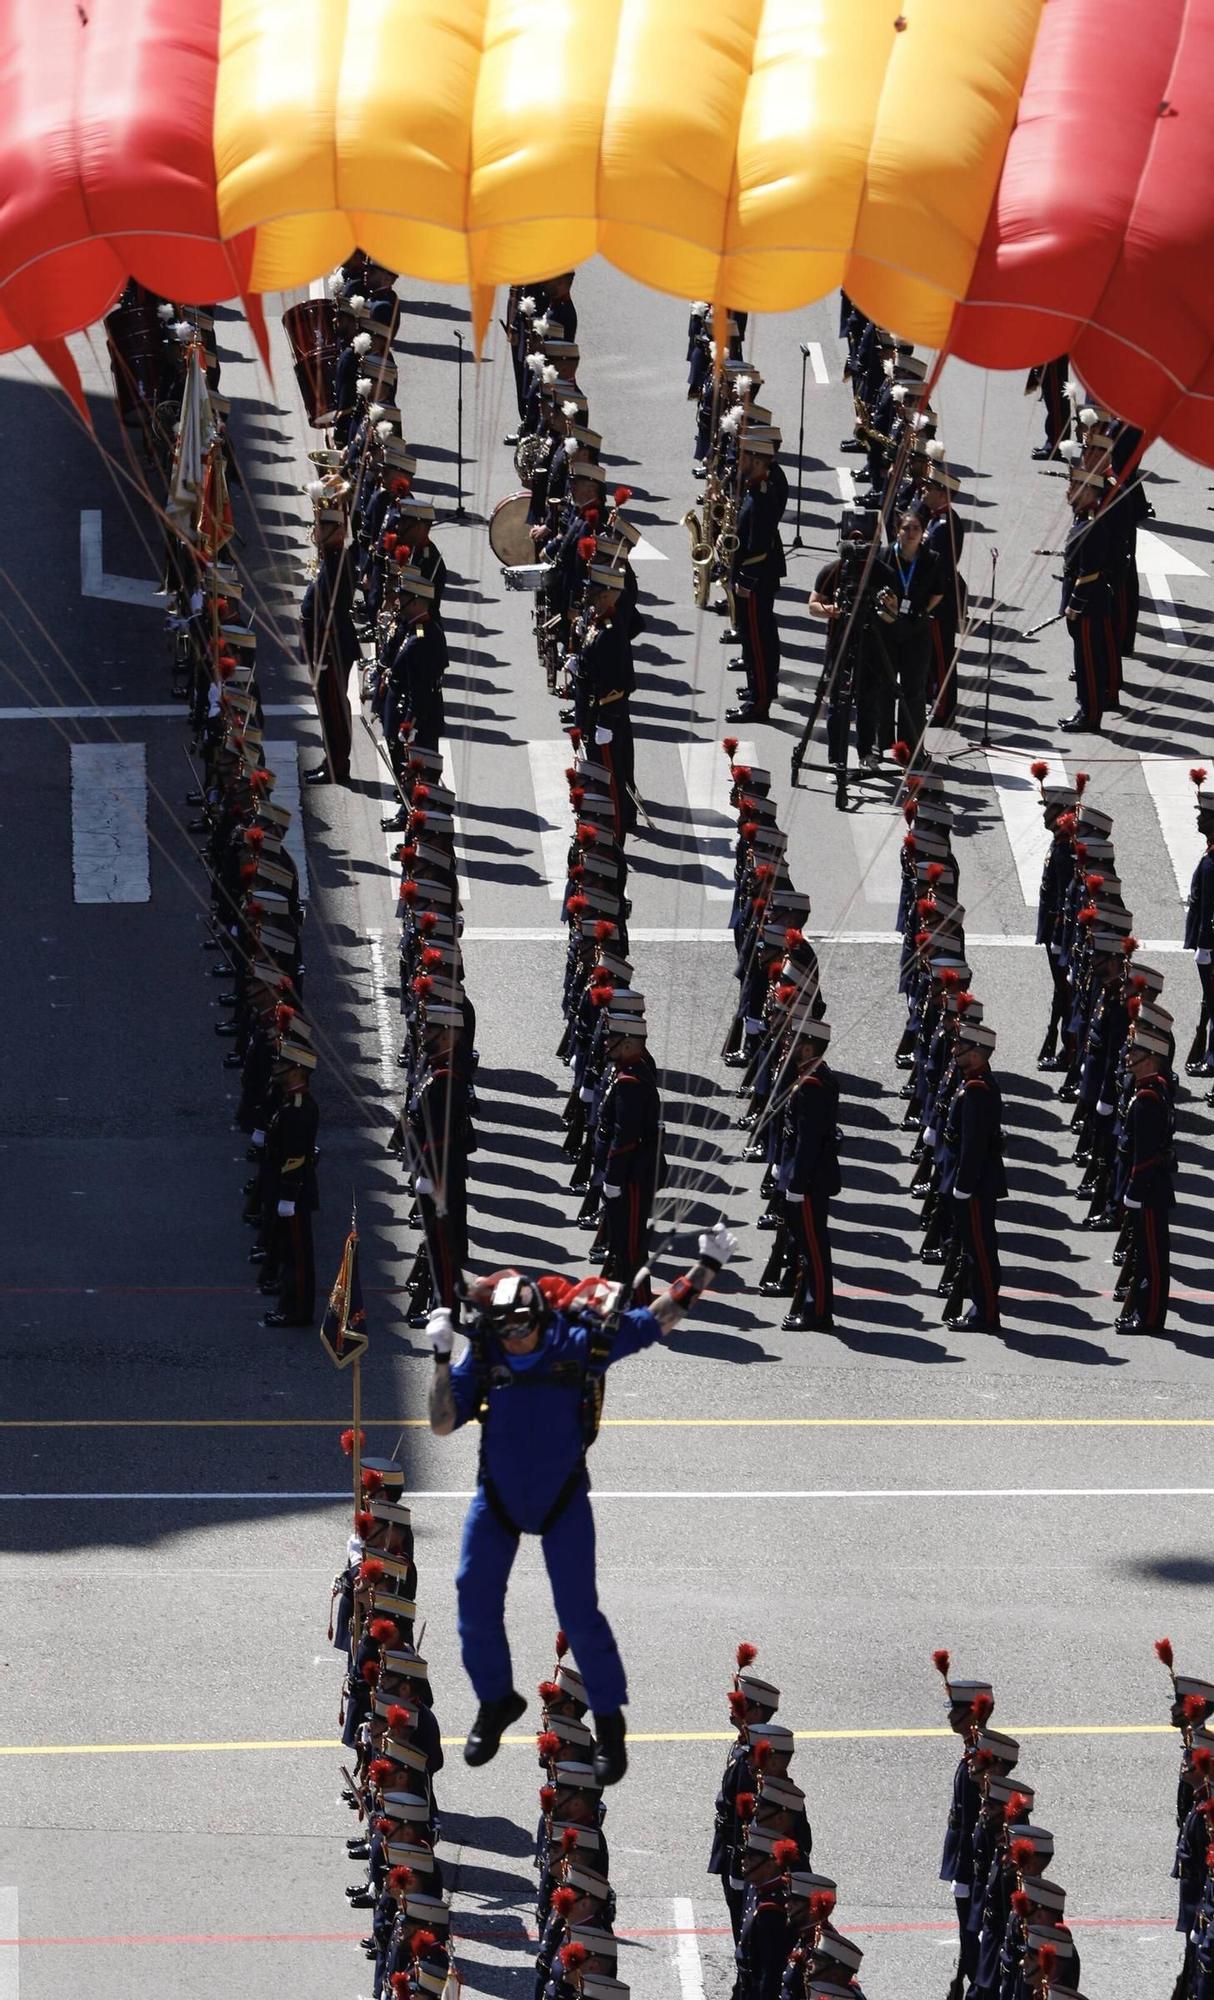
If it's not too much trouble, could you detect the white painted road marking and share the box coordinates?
[69,744,150,903]
[1141,760,1199,903]
[835,466,858,506]
[630,533,667,563]
[1138,527,1205,651]
[0,704,310,721]
[527,740,577,901]
[364,930,400,1091]
[847,812,904,904]
[0,1886,17,1998]
[805,341,830,386]
[458,927,1188,951]
[984,750,1068,906]
[678,738,756,899]
[79,510,160,608]
[8,1486,1214,1502]
[672,1898,706,2000]
[439,735,473,905]
[262,738,309,901]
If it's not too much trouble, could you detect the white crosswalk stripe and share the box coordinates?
[985,750,1068,905]
[527,739,578,901]
[677,738,756,899]
[846,809,904,904]
[1142,759,1199,906]
[69,743,150,903]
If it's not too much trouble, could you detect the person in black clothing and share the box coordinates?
[780,1021,841,1331]
[808,515,885,771]
[1117,1023,1176,1334]
[728,438,787,722]
[593,1014,662,1299]
[261,1055,321,1328]
[1028,356,1070,459]
[574,567,637,842]
[300,511,362,783]
[1183,782,1214,1074]
[387,570,447,754]
[873,510,942,767]
[946,1018,1007,1333]
[931,1653,995,2000]
[1059,467,1118,733]
[918,469,967,726]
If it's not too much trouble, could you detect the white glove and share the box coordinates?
[415,1175,435,1196]
[602,1183,622,1199]
[189,589,204,614]
[250,1129,265,1147]
[952,1188,971,1202]
[1096,1101,1113,1117]
[595,725,614,746]
[1123,1195,1141,1210]
[784,1190,803,1204]
[698,1221,737,1269]
[924,1128,937,1147]
[427,1306,455,1359]
[1199,949,1212,966]
[579,1086,594,1103]
[277,1199,296,1218]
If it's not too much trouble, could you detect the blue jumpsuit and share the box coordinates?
[449,1306,665,1712]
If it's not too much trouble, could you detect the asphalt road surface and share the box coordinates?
[2,263,1213,1999]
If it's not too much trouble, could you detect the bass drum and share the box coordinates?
[488,490,535,567]
[283,298,342,428]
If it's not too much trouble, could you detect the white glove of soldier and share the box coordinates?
[602,1183,621,1199]
[427,1306,455,1361]
[415,1175,435,1197]
[277,1199,296,1218]
[698,1221,737,1270]
[595,725,614,746]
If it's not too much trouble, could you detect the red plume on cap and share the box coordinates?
[567,893,588,915]
[411,1930,439,1956]
[582,505,599,524]
[1011,1889,1030,1918]
[1005,1791,1031,1821]
[1193,1747,1213,1777]
[932,1648,951,1678]
[594,919,614,942]
[722,735,740,758]
[972,1748,993,1771]
[1156,1637,1175,1668]
[810,1889,836,1920]
[973,1691,994,1721]
[1122,935,1139,956]
[783,928,804,951]
[1030,760,1049,782]
[413,975,433,996]
[552,1886,577,1916]
[340,1428,366,1456]
[735,1790,757,1820]
[400,881,418,903]
[362,1467,385,1492]
[387,1704,412,1731]
[728,1689,748,1720]
[577,536,597,561]
[369,1617,398,1643]
[1185,1693,1208,1721]
[755,862,774,882]
[539,1783,556,1809]
[1192,767,1209,787]
[1009,1838,1034,1867]
[1037,1944,1058,1977]
[368,1757,394,1782]
[538,1679,561,1702]
[773,1838,801,1868]
[741,820,759,841]
[955,991,976,1014]
[537,1730,561,1757]
[915,928,931,949]
[752,1739,772,1771]
[926,861,945,882]
[1076,904,1097,926]
[417,910,438,932]
[422,946,443,966]
[361,1659,380,1685]
[891,739,910,766]
[360,1557,385,1584]
[567,725,583,747]
[938,966,959,989]
[390,1974,411,1998]
[775,982,797,1006]
[613,485,633,506]
[354,1509,375,1534]
[381,532,398,554]
[561,1943,588,1970]
[576,822,598,845]
[1083,872,1104,891]
[560,1828,579,1854]
[1056,810,1076,834]
[387,1864,414,1891]
[555,1629,570,1657]
[917,896,939,916]
[1127,996,1142,1018]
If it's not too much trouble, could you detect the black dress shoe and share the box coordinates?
[725,704,767,723]
[946,1313,1002,1332]
[839,438,866,453]
[381,809,409,831]
[304,763,331,784]
[222,1051,243,1069]
[782,1311,834,1331]
[463,1690,527,1766]
[592,1709,628,1786]
[1037,1053,1067,1071]
[759,1278,791,1297]
[345,1887,376,1908]
[213,1022,239,1038]
[503,431,520,446]
[347,1840,370,1859]
[1115,1311,1145,1333]
[1059,711,1100,733]
[261,1309,311,1328]
[1031,443,1058,460]
[248,1247,268,1264]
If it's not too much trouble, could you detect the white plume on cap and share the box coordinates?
[156,301,175,321]
[369,403,385,421]
[356,376,373,398]
[1079,406,1099,427]
[346,292,366,312]
[925,439,946,462]
[519,294,537,316]
[171,320,193,341]
[735,374,756,395]
[376,420,394,439]
[324,271,344,299]
[352,331,373,355]
[562,400,580,418]
[911,412,932,431]
[531,315,553,337]
[690,300,710,317]
[719,406,743,435]
[1063,377,1078,401]
[526,351,544,375]
[892,385,909,405]
[1059,440,1085,463]
[542,363,559,385]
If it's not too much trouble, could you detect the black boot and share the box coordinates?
[463,1690,527,1766]
[592,1708,628,1786]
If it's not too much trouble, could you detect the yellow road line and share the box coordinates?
[2,1418,1214,1431]
[0,1723,1174,1758]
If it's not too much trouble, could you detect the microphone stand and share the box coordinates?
[453,331,467,521]
[981,546,999,747]
[790,344,810,550]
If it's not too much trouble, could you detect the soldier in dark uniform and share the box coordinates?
[710,1649,782,1940]
[300,507,362,783]
[1033,775,1078,1068]
[1028,358,1070,460]
[728,438,787,723]
[779,1020,840,1331]
[407,1009,469,1319]
[945,1018,1006,1333]
[919,468,966,727]
[932,1652,995,2000]
[1117,1020,1176,1334]
[733,1834,802,2000]
[593,1009,662,1298]
[1059,468,1118,734]
[261,1050,320,1328]
[573,565,637,842]
[1183,781,1214,1075]
[386,570,448,754]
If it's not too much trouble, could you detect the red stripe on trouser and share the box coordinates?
[801,1198,826,1315]
[1144,1210,1161,1323]
[1079,622,1098,718]
[969,1198,997,1318]
[748,593,768,711]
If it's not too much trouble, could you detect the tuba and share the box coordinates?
[514,431,550,483]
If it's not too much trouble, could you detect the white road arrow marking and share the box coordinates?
[985,751,1069,906]
[1137,527,1206,651]
[1141,761,1199,903]
[79,510,161,608]
[678,738,756,899]
[630,532,667,563]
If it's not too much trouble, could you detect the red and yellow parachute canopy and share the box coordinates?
[3,0,1213,457]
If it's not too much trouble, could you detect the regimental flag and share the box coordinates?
[198,437,235,560]
[319,1223,368,1370]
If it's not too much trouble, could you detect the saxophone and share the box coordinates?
[681,504,714,609]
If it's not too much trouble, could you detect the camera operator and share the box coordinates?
[808,508,887,771]
[873,508,943,766]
